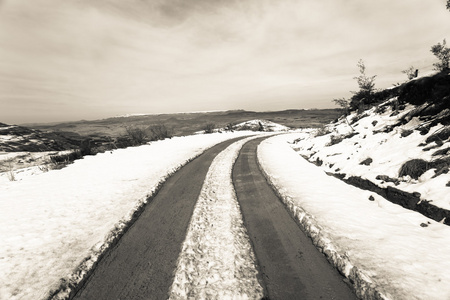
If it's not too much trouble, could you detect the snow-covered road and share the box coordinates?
[169,136,264,299]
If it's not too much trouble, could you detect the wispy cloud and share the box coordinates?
[1,0,450,123]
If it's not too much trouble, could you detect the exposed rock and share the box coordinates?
[360,158,373,166]
[401,129,413,137]
[325,173,450,226]
[376,175,400,186]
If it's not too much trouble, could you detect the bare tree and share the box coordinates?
[333,98,354,131]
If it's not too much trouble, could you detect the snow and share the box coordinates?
[258,133,450,300]
[195,119,291,134]
[169,136,264,299]
[0,131,255,300]
[292,103,450,210]
[234,119,290,131]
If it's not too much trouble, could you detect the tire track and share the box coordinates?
[233,137,357,300]
[72,137,248,300]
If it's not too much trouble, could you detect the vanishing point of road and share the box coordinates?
[73,136,357,300]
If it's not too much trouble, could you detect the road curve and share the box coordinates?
[232,137,358,300]
[72,136,247,300]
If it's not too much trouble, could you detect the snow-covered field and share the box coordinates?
[259,134,450,300]
[0,131,255,300]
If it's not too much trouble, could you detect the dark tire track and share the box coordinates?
[72,137,246,300]
[233,137,358,300]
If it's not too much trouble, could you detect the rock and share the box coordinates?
[401,129,413,137]
[376,175,400,185]
[369,195,375,201]
[359,158,373,166]
[386,186,420,210]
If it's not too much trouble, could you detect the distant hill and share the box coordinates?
[0,123,81,152]
[28,109,340,138]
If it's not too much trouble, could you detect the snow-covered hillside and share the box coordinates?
[232,119,290,132]
[291,99,450,219]
[196,119,290,134]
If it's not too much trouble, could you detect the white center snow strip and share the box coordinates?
[169,136,264,300]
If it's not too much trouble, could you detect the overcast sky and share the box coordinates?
[1,0,450,124]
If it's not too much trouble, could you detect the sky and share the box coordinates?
[1,0,450,124]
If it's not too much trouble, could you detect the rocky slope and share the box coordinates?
[292,71,450,225]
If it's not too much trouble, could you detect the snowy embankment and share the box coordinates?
[169,136,264,299]
[0,132,254,300]
[258,134,450,300]
[292,103,450,212]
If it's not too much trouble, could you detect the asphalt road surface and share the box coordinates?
[73,136,357,300]
[233,137,357,300]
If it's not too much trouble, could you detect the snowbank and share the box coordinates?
[169,136,264,299]
[0,132,255,300]
[258,133,450,300]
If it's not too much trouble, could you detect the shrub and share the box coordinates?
[124,126,148,145]
[402,66,418,80]
[203,123,216,134]
[399,159,429,179]
[114,136,134,149]
[430,39,450,72]
[80,138,93,156]
[3,158,16,181]
[314,126,331,137]
[49,151,83,169]
[225,123,236,132]
[332,98,354,131]
[148,124,172,141]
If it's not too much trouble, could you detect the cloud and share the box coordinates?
[1,0,450,123]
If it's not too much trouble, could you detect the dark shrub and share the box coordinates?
[399,159,430,179]
[148,124,172,141]
[80,139,93,156]
[125,126,148,145]
[203,123,216,134]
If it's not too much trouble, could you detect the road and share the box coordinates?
[72,137,245,300]
[73,136,357,299]
[233,137,357,299]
